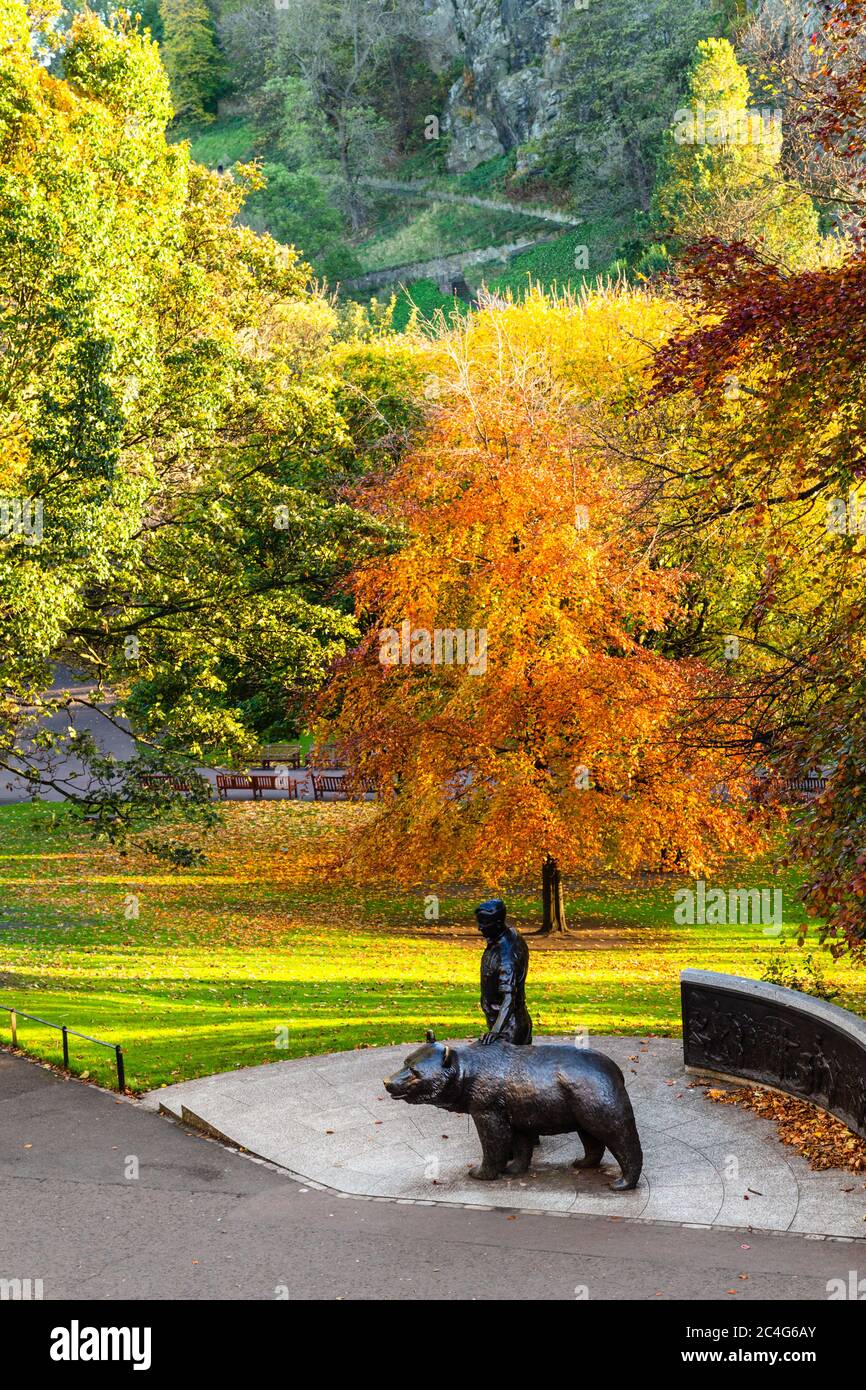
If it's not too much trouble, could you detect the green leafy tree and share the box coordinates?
[272,0,415,229]
[159,0,222,124]
[244,165,363,281]
[652,38,820,266]
[0,3,392,833]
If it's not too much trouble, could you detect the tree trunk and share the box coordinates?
[337,122,364,232]
[388,50,411,155]
[540,853,568,934]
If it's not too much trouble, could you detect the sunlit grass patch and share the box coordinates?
[0,802,861,1092]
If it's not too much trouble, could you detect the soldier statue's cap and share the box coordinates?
[474,898,506,921]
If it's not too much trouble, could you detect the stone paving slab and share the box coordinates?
[141,1035,866,1236]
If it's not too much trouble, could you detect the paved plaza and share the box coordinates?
[143,1035,866,1237]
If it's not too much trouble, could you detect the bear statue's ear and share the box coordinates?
[425,1029,436,1044]
[441,1045,451,1066]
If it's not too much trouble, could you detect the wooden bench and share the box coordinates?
[250,773,303,799]
[310,773,347,801]
[751,771,830,804]
[784,775,828,796]
[232,744,302,770]
[305,746,343,770]
[260,744,302,769]
[217,772,306,801]
[311,773,379,801]
[139,773,193,793]
[216,773,255,800]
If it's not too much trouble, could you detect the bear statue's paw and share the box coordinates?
[468,1164,503,1181]
[573,1154,603,1169]
[608,1175,639,1191]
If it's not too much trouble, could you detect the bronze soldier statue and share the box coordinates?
[475,898,533,1045]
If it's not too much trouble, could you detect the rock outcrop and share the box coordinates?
[421,0,810,176]
[421,0,568,174]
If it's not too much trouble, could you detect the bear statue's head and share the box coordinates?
[383,1030,457,1105]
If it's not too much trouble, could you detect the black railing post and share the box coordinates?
[3,1006,125,1091]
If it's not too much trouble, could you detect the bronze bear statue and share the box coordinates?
[384,1032,643,1190]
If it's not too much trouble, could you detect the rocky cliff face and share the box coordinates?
[422,0,568,173]
[422,0,808,176]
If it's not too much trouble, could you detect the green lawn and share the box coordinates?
[389,280,472,332]
[181,116,258,168]
[479,212,635,295]
[0,802,861,1094]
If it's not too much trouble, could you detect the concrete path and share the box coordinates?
[0,673,324,805]
[143,1037,866,1240]
[356,176,583,227]
[1,1051,858,1301]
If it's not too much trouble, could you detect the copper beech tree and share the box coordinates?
[648,1,866,950]
[317,297,765,929]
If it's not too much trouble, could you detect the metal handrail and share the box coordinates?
[1,1005,125,1090]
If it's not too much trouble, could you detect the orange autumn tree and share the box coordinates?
[317,291,764,929]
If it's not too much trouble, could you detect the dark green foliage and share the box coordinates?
[760,948,839,1002]
[633,243,672,280]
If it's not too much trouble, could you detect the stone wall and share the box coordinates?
[681,968,866,1140]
